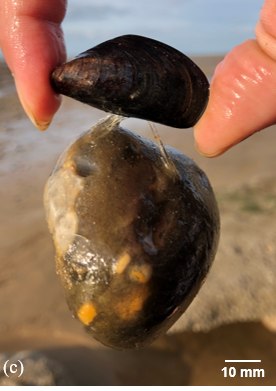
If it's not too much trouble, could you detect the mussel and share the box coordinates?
[51,35,209,129]
[44,115,219,350]
[46,35,219,350]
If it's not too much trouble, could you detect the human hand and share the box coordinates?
[0,0,67,130]
[194,0,276,157]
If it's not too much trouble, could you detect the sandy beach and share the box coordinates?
[1,57,276,385]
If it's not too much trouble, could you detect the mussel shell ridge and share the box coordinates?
[44,115,220,350]
[51,35,209,129]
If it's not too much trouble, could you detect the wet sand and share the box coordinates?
[1,58,276,385]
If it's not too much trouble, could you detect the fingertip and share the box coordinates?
[0,1,67,131]
[27,113,52,131]
[194,137,230,158]
[193,118,230,158]
[14,76,62,131]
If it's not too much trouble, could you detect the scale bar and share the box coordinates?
[225,360,261,363]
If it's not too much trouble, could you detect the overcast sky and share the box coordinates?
[0,0,264,58]
[63,0,263,56]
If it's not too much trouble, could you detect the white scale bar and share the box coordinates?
[225,360,261,362]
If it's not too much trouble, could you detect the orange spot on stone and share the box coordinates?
[131,264,152,283]
[114,287,148,320]
[116,253,131,274]
[78,303,97,325]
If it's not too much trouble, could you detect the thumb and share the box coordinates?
[194,0,276,157]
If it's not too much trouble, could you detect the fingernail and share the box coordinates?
[195,142,230,158]
[27,110,51,131]
[14,77,52,131]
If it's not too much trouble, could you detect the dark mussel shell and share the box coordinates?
[44,115,220,350]
[51,35,209,129]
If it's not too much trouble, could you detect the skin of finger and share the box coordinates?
[194,39,276,157]
[255,0,276,62]
[0,0,67,129]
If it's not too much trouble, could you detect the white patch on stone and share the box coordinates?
[44,161,85,255]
